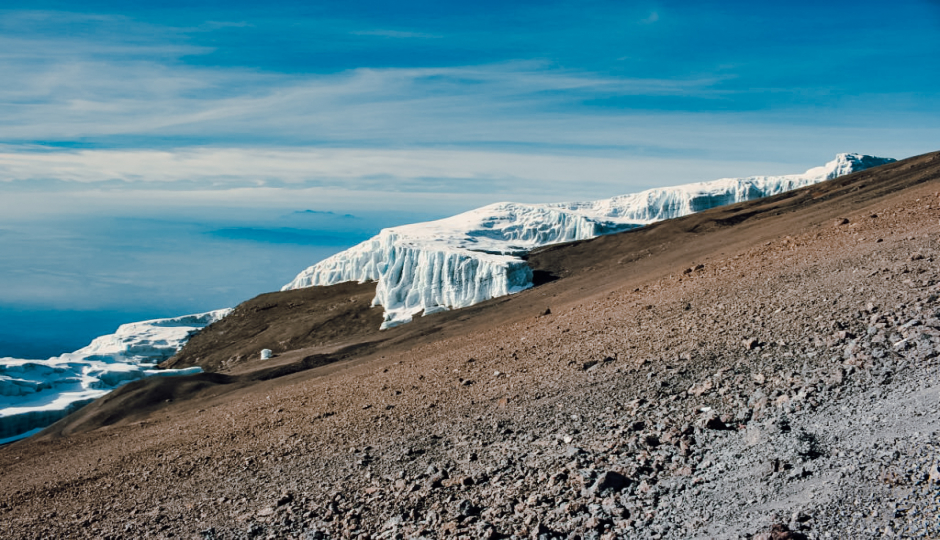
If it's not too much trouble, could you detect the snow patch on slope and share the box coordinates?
[0,309,231,443]
[284,153,895,328]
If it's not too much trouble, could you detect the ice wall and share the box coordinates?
[284,153,895,328]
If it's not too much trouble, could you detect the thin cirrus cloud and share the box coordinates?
[0,54,727,145]
[0,3,937,214]
[0,147,741,197]
[350,29,443,39]
[5,49,924,175]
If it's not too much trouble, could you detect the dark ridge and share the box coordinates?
[162,280,384,373]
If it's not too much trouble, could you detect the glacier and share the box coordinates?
[0,309,231,444]
[283,153,896,328]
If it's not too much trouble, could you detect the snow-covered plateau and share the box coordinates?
[0,309,231,444]
[284,153,896,328]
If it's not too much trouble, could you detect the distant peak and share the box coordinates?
[822,153,896,180]
[287,210,357,219]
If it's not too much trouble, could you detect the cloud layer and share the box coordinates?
[0,3,936,213]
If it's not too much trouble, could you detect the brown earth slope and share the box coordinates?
[1,151,939,539]
[162,280,383,374]
[170,148,940,380]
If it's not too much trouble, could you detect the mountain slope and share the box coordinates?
[0,153,894,440]
[284,154,894,328]
[2,151,937,539]
[168,152,912,375]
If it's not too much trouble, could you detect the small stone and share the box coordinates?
[428,469,449,489]
[835,218,849,226]
[476,522,497,540]
[699,411,729,430]
[584,515,612,530]
[529,522,554,538]
[928,463,940,484]
[688,380,714,397]
[565,446,585,458]
[765,523,808,539]
[456,499,480,517]
[590,471,630,494]
[256,506,275,517]
[743,338,760,350]
[549,471,569,486]
[764,458,782,476]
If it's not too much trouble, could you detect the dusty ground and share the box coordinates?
[1,152,939,539]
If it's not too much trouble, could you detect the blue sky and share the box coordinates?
[1,0,939,356]
[2,1,937,192]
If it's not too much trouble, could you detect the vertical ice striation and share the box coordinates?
[283,153,895,327]
[372,240,534,327]
[0,308,231,444]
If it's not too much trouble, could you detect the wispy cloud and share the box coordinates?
[0,6,934,218]
[351,29,442,39]
[0,10,742,149]
[0,144,864,222]
[0,51,726,146]
[197,21,252,31]
[0,146,718,189]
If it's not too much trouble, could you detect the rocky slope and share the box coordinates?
[0,152,938,540]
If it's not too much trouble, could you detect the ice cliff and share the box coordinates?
[284,153,895,328]
[0,309,231,444]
